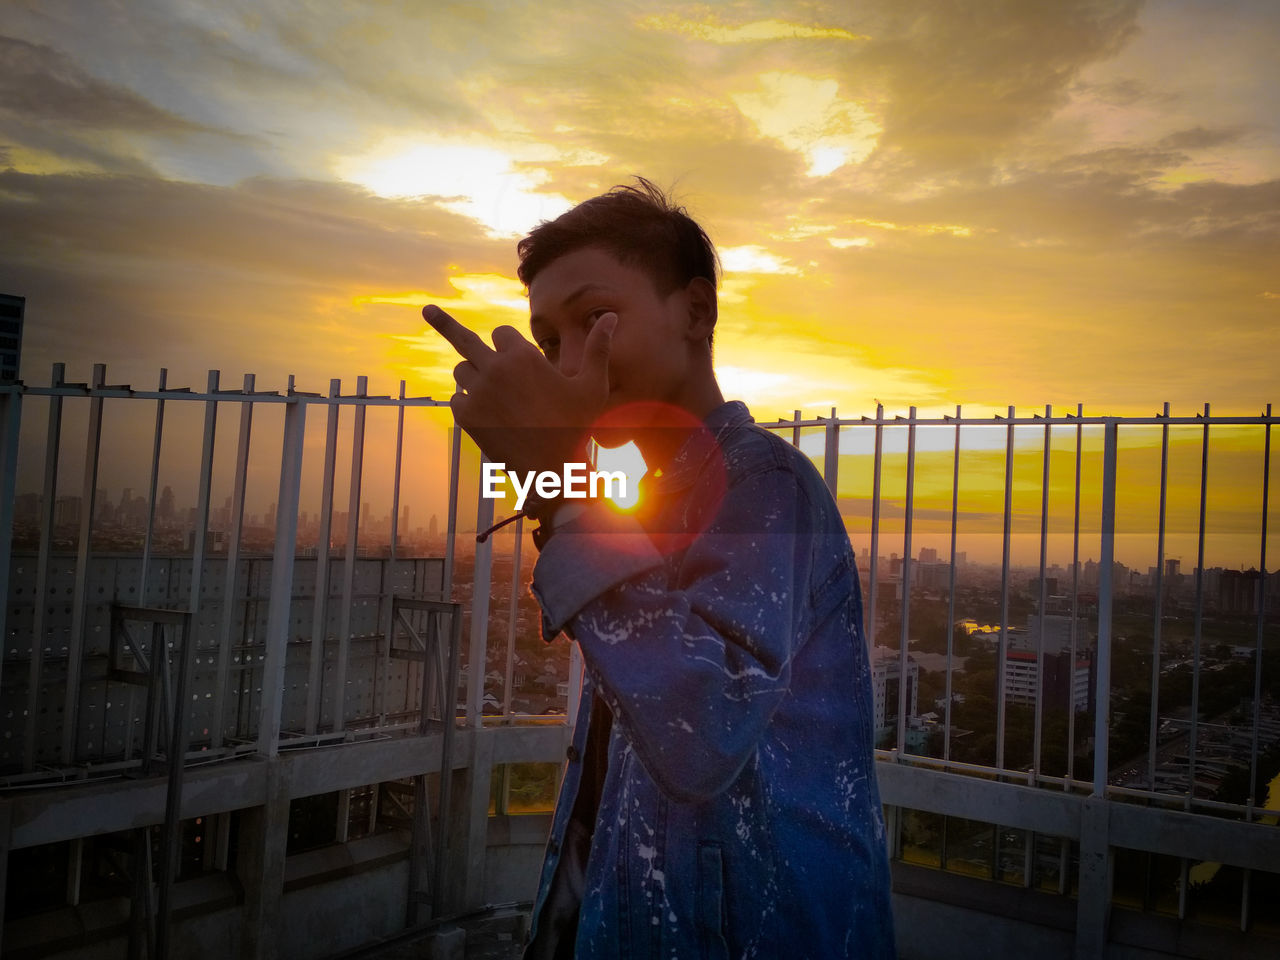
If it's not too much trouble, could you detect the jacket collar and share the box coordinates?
[647,400,752,495]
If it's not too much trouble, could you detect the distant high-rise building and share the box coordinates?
[1014,610,1092,656]
[919,546,938,564]
[158,485,175,522]
[55,495,82,528]
[428,513,438,539]
[1218,569,1261,616]
[870,645,919,742]
[1004,650,1091,714]
[0,294,24,382]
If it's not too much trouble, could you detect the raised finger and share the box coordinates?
[490,325,531,352]
[453,360,480,391]
[423,304,492,364]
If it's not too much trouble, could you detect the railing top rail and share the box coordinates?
[0,382,450,407]
[759,411,1277,429]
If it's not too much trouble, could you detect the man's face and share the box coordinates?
[528,246,699,414]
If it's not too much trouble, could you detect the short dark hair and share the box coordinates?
[516,177,720,297]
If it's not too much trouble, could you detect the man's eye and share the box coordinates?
[586,308,612,325]
[537,338,559,357]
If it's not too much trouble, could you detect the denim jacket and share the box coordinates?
[525,401,896,959]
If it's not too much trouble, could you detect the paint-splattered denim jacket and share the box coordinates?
[525,401,896,960]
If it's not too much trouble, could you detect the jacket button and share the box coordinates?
[566,745,580,762]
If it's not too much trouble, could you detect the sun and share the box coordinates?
[591,439,648,512]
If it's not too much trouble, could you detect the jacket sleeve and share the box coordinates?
[530,464,816,803]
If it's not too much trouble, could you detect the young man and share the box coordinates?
[424,180,895,959]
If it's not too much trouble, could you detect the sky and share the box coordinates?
[2,0,1277,420]
[1,1,1277,568]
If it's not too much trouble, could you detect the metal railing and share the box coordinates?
[759,403,1277,815]
[3,365,1278,950]
[0,365,462,778]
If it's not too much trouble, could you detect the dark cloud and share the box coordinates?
[1158,126,1249,151]
[0,35,217,133]
[1071,76,1176,108]
[859,0,1143,174]
[0,171,512,390]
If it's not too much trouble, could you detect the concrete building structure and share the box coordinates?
[0,294,22,382]
[871,644,919,744]
[1004,649,1092,714]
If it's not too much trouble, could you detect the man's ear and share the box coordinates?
[684,276,718,343]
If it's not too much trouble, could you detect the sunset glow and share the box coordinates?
[0,2,1275,422]
[591,440,648,512]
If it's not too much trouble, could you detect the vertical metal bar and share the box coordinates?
[138,370,167,606]
[432,604,463,917]
[378,382,408,729]
[896,407,916,753]
[155,612,195,960]
[306,380,340,734]
[373,559,389,728]
[1248,404,1271,818]
[257,393,306,758]
[409,621,433,927]
[1034,406,1051,781]
[996,406,1014,771]
[140,620,164,777]
[1149,403,1170,794]
[1188,404,1210,806]
[443,424,462,598]
[334,376,368,733]
[823,406,839,498]
[944,406,961,762]
[0,385,22,696]
[1067,406,1083,787]
[468,463,495,728]
[212,375,254,748]
[127,824,152,959]
[66,837,82,905]
[791,409,802,448]
[868,403,884,648]
[62,363,106,764]
[502,516,524,719]
[25,363,65,770]
[335,790,351,844]
[133,369,168,760]
[1092,421,1118,797]
[176,370,219,763]
[390,381,406,561]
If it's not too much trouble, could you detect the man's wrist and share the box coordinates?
[529,498,589,551]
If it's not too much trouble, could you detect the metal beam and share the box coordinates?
[1092,422,1118,795]
[62,363,106,764]
[258,392,306,758]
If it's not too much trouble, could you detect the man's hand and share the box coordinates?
[423,304,616,477]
